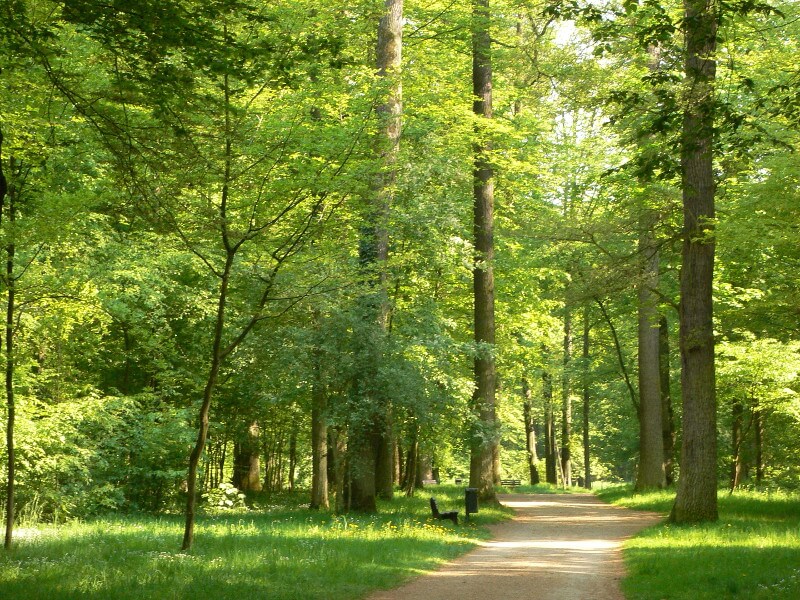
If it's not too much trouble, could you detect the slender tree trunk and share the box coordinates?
[660,316,676,485]
[183,69,237,550]
[522,378,540,485]
[183,252,233,549]
[561,309,572,487]
[310,331,329,510]
[636,223,666,490]
[671,0,718,524]
[543,361,557,484]
[1,139,16,550]
[582,308,591,490]
[754,409,765,484]
[730,400,744,491]
[597,298,638,412]
[288,425,297,492]
[469,0,499,503]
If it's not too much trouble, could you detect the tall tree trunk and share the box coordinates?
[310,331,329,510]
[522,378,540,485]
[350,0,403,512]
[582,308,591,490]
[469,0,499,503]
[288,425,297,492]
[403,422,419,496]
[730,400,744,491]
[754,409,765,484]
[636,222,666,490]
[660,316,676,485]
[1,137,16,551]
[671,0,718,524]
[330,428,347,513]
[561,309,572,487]
[543,361,557,484]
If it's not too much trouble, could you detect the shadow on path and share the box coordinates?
[368,493,663,600]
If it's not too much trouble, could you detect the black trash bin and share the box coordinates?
[465,487,478,520]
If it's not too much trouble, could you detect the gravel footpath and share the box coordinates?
[367,493,662,600]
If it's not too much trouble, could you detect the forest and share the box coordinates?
[1,0,799,557]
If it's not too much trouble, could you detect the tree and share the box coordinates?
[671,0,718,523]
[469,0,499,503]
[348,0,404,513]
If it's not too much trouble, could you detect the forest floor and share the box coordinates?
[367,493,663,600]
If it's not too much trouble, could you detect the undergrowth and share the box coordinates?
[0,485,511,600]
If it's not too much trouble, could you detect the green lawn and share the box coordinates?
[0,487,511,600]
[596,486,800,600]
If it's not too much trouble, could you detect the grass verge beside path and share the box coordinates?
[0,486,512,600]
[596,486,800,600]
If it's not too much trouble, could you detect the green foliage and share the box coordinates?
[2,394,193,519]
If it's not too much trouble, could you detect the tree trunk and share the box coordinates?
[660,316,676,485]
[671,0,718,524]
[522,379,540,485]
[288,425,297,492]
[561,309,572,487]
[232,421,262,492]
[730,400,744,491]
[543,360,557,484]
[350,0,403,512]
[1,139,16,551]
[469,0,499,503]
[375,419,395,500]
[310,336,329,509]
[582,308,591,490]
[330,428,347,513]
[636,223,666,490]
[754,409,765,484]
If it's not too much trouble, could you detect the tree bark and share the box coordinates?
[671,0,718,524]
[469,0,499,503]
[636,222,666,490]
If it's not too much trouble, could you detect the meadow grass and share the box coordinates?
[596,485,800,599]
[0,486,511,600]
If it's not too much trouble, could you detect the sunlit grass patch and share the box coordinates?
[596,486,800,599]
[0,487,509,600]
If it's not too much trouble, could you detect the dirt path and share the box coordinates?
[368,493,663,600]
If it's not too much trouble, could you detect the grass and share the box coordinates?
[595,485,800,600]
[0,486,511,600]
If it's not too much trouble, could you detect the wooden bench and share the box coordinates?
[500,479,521,487]
[422,478,438,485]
[429,497,458,525]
